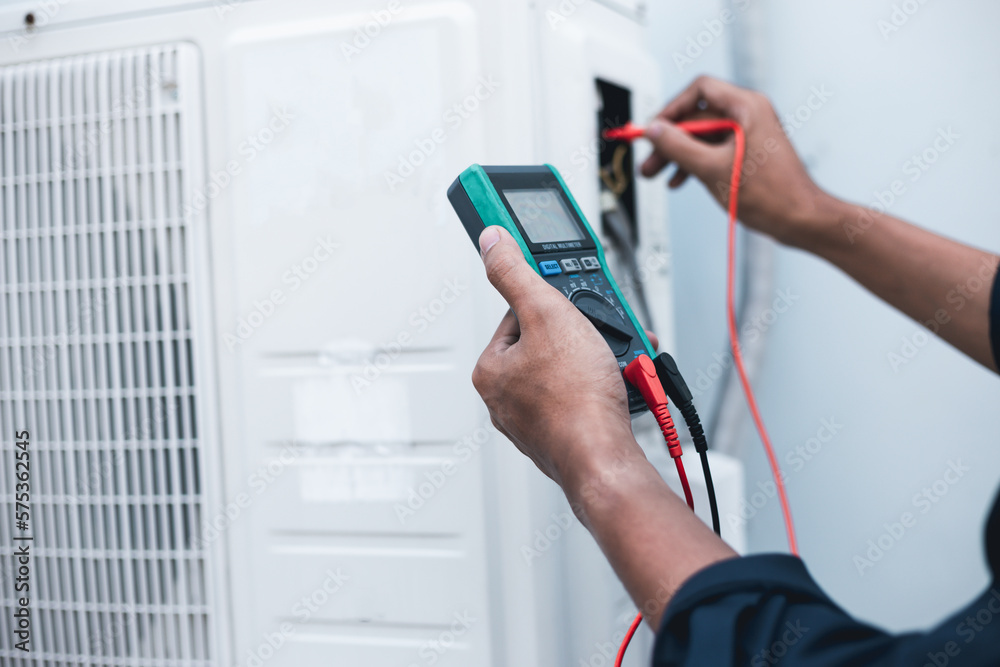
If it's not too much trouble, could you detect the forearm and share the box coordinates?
[799,194,999,371]
[561,439,737,630]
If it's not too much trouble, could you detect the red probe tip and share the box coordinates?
[602,122,646,142]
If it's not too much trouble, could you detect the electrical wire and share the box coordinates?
[681,406,720,535]
[600,135,655,329]
[600,143,630,196]
[673,456,694,512]
[619,355,696,667]
[653,353,721,537]
[606,119,800,665]
[601,191,655,327]
[699,452,720,534]
[675,118,798,556]
[647,396,695,512]
[681,401,721,536]
[614,613,644,667]
[615,406,692,667]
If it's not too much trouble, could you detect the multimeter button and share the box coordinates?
[538,260,562,276]
[580,256,600,271]
[560,258,582,272]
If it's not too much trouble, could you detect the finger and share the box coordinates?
[479,226,564,325]
[645,330,659,351]
[642,112,727,177]
[659,76,747,122]
[487,412,514,443]
[641,120,721,179]
[643,121,736,178]
[668,168,690,189]
[485,309,520,353]
[472,310,520,398]
[640,150,670,179]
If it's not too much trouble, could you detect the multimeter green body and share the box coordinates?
[447,164,653,414]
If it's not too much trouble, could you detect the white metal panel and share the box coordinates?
[220,5,498,666]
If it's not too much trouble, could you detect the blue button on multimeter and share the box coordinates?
[447,164,653,415]
[538,260,561,276]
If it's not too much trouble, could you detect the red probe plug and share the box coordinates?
[623,355,682,460]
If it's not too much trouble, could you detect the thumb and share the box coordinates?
[479,226,561,323]
[644,119,721,180]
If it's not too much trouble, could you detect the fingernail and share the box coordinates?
[480,226,501,255]
[646,121,666,138]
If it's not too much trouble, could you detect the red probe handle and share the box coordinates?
[602,121,646,141]
[603,118,742,142]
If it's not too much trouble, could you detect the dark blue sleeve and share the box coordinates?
[653,554,1000,666]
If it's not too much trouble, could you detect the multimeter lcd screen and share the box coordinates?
[503,189,584,244]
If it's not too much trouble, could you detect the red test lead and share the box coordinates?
[605,118,798,556]
[623,355,693,510]
[602,121,646,142]
[617,354,695,667]
[613,119,799,667]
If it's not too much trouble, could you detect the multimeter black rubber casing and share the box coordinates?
[447,164,653,414]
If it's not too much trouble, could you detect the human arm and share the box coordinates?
[469,229,1000,665]
[470,225,736,629]
[640,76,1000,371]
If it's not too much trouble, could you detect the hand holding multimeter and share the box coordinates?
[450,102,790,667]
[462,222,650,491]
[448,165,653,414]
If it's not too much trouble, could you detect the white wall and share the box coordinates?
[649,0,1000,632]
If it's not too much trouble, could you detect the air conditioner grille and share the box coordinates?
[0,45,215,665]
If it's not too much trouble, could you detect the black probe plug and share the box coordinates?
[652,353,708,454]
[652,352,720,535]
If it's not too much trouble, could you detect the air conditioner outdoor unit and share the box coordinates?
[0,1,744,665]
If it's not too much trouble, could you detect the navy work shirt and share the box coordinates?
[651,270,1000,666]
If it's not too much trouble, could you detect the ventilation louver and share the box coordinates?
[0,44,216,665]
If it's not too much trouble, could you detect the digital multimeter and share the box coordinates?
[447,164,653,414]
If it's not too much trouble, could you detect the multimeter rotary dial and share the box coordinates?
[570,290,633,357]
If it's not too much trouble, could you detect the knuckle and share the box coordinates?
[470,361,490,393]
[752,91,772,111]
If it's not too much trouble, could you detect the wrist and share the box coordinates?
[558,433,737,631]
[779,188,851,254]
[559,432,652,526]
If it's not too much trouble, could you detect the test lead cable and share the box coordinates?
[604,118,797,553]
[618,354,694,667]
[604,119,800,666]
[653,352,720,536]
[675,118,798,556]
[624,354,695,511]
